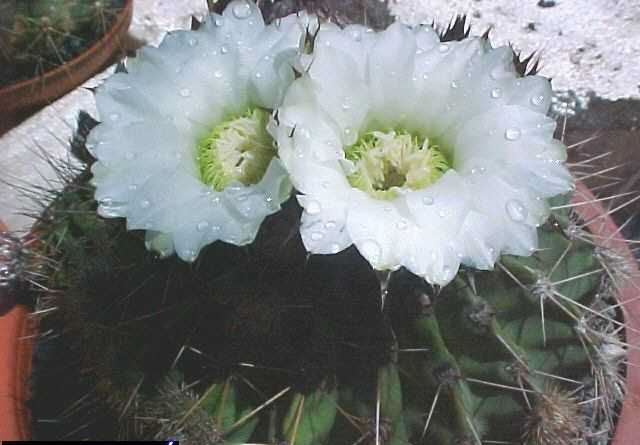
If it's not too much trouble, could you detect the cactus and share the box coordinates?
[0,0,125,85]
[11,2,631,442]
[20,109,630,445]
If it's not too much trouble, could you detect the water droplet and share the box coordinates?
[490,66,502,80]
[438,43,449,53]
[342,103,351,111]
[232,1,252,19]
[361,240,381,263]
[188,37,198,47]
[197,221,209,231]
[179,88,191,97]
[310,232,323,241]
[306,200,321,215]
[422,196,434,205]
[505,199,527,222]
[416,48,424,55]
[504,128,521,141]
[438,210,446,218]
[220,45,229,54]
[450,80,458,89]
[344,127,353,136]
[422,73,429,80]
[325,221,337,230]
[211,195,221,205]
[265,196,274,203]
[140,200,150,209]
[396,219,408,230]
[237,195,248,202]
[182,249,197,262]
[215,17,224,27]
[214,70,223,78]
[255,71,262,79]
[351,30,362,41]
[531,94,545,106]
[212,224,221,232]
[128,184,137,191]
[109,112,120,121]
[490,87,502,98]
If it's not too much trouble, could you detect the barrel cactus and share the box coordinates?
[15,1,631,444]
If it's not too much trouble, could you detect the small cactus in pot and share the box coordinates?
[0,0,126,86]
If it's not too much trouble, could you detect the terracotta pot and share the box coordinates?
[0,221,36,441]
[0,0,133,133]
[0,182,638,441]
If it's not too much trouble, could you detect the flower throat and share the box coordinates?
[344,130,450,200]
[196,108,275,191]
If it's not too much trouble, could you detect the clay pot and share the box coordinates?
[0,181,638,441]
[0,0,133,134]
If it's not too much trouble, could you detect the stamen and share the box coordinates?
[196,108,275,191]
[344,130,449,200]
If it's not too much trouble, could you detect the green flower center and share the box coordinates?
[344,130,450,200]
[196,108,275,191]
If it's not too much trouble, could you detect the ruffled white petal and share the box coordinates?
[273,21,572,286]
[90,1,307,261]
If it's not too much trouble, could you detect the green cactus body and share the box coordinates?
[1,0,124,84]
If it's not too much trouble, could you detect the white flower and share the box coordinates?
[271,22,572,286]
[87,0,314,261]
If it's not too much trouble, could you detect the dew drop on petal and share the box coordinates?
[140,200,150,209]
[450,80,458,89]
[504,128,521,141]
[505,199,528,222]
[182,249,197,262]
[396,219,408,230]
[361,240,381,263]
[232,1,252,19]
[306,200,321,215]
[490,88,502,98]
[422,196,434,206]
[215,17,224,27]
[179,88,191,97]
[438,210,446,218]
[214,70,223,78]
[221,45,229,54]
[255,72,262,79]
[531,94,545,106]
[197,221,209,231]
[188,37,198,47]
